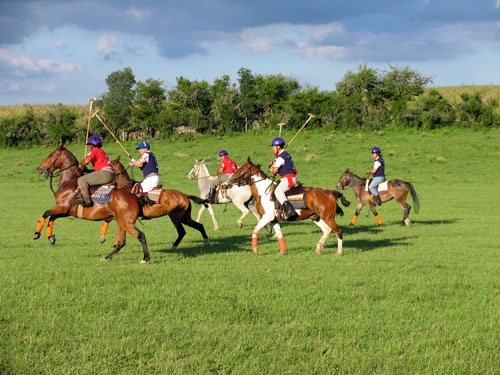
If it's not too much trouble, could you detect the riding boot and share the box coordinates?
[373,194,382,207]
[81,189,93,207]
[208,188,216,204]
[282,200,298,220]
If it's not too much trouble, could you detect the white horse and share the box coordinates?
[187,160,262,231]
[229,158,348,256]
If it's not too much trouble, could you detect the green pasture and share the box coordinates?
[1,128,499,374]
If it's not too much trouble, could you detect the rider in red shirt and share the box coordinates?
[208,150,238,203]
[76,136,115,207]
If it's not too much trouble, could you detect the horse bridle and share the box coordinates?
[40,149,79,195]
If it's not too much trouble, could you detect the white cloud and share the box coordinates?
[126,8,151,21]
[95,33,121,53]
[55,39,69,48]
[0,47,83,75]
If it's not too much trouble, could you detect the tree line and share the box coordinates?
[1,64,499,147]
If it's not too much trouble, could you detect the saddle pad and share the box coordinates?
[146,189,162,203]
[364,179,388,194]
[91,185,115,204]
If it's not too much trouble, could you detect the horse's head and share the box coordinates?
[37,145,78,178]
[336,170,352,190]
[229,157,263,186]
[187,159,208,180]
[110,157,133,189]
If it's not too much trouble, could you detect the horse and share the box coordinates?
[98,157,210,250]
[187,160,262,231]
[336,170,420,226]
[228,158,349,256]
[34,145,150,263]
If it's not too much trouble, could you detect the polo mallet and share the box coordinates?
[285,113,314,149]
[91,109,133,160]
[84,97,96,157]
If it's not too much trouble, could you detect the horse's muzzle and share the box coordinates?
[37,166,49,178]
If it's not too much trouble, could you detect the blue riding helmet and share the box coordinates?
[270,137,285,146]
[136,141,150,149]
[371,146,381,154]
[218,150,228,157]
[86,135,103,147]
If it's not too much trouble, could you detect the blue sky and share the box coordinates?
[1,0,499,105]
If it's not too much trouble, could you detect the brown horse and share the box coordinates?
[98,157,210,250]
[336,170,420,226]
[34,145,151,263]
[229,158,349,256]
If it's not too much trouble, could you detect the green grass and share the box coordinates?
[1,128,500,374]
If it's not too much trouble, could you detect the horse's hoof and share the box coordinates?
[140,259,150,264]
[33,232,40,240]
[100,236,106,244]
[252,248,258,255]
[279,251,286,255]
[101,257,109,262]
[49,236,56,245]
[333,251,343,257]
[204,239,211,247]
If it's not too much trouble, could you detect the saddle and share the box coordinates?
[212,183,231,204]
[132,183,163,205]
[270,182,315,221]
[364,179,388,195]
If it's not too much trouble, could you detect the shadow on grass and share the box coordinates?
[346,236,417,252]
[158,233,257,258]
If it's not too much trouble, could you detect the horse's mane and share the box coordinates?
[59,144,79,164]
[246,158,268,179]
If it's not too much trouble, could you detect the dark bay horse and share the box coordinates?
[98,157,210,250]
[34,145,150,263]
[229,158,349,256]
[336,170,420,226]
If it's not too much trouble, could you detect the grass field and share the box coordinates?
[1,127,500,374]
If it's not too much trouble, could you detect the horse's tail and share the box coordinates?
[408,183,420,214]
[332,190,351,207]
[188,195,209,208]
[331,190,350,217]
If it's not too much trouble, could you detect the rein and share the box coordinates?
[44,149,80,195]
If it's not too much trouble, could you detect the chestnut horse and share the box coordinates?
[229,158,349,256]
[34,145,150,263]
[336,170,420,226]
[98,157,210,250]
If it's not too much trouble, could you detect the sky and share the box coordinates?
[1,0,499,106]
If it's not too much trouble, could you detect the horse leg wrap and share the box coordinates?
[375,215,383,225]
[100,222,109,237]
[35,217,46,233]
[251,232,259,248]
[278,237,286,254]
[350,215,358,225]
[46,220,55,237]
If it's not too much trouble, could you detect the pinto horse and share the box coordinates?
[336,170,420,226]
[229,158,349,256]
[98,157,210,250]
[34,145,150,263]
[187,160,262,231]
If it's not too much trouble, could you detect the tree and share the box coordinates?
[103,67,136,140]
[133,78,166,138]
[237,68,258,131]
[209,75,239,135]
[167,77,212,133]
